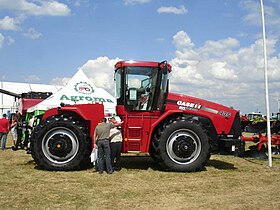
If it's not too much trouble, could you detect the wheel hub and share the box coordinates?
[166,129,202,165]
[42,127,79,164]
[48,134,73,158]
[173,136,196,159]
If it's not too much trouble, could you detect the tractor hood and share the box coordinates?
[165,93,240,134]
[166,92,238,118]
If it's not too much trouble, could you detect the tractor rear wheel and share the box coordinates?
[30,115,91,171]
[151,117,210,172]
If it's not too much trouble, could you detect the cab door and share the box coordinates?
[121,112,152,153]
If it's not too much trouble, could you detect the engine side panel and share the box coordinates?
[165,93,239,135]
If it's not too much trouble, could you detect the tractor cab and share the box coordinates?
[114,61,171,112]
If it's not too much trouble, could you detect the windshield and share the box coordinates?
[115,64,169,112]
[125,66,157,111]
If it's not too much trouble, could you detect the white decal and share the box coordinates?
[219,110,231,118]
[177,101,202,111]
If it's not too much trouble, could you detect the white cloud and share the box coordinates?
[0,16,21,31]
[6,36,15,45]
[157,5,187,15]
[210,62,237,81]
[0,0,70,16]
[172,31,194,50]
[156,37,165,42]
[0,1,70,45]
[0,33,4,48]
[172,31,199,67]
[23,75,41,82]
[51,56,121,96]
[169,30,280,113]
[23,28,42,39]
[201,38,240,57]
[240,0,260,26]
[79,57,121,95]
[0,34,15,47]
[241,0,280,31]
[70,0,88,7]
[123,0,151,5]
[50,77,71,86]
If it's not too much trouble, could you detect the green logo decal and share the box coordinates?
[74,82,94,94]
[60,94,114,103]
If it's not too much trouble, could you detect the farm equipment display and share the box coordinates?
[30,60,244,172]
[242,114,280,155]
[241,112,265,132]
[0,89,53,148]
[0,88,52,119]
[243,133,280,151]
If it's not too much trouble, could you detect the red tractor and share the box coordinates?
[30,60,244,171]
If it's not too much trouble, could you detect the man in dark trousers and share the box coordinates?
[93,117,122,174]
[12,111,23,151]
[109,117,123,171]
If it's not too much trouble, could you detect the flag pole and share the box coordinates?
[260,0,272,167]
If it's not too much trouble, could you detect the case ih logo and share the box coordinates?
[177,100,202,111]
[74,82,94,94]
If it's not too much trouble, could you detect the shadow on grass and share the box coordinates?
[121,156,159,170]
[27,155,239,172]
[19,159,36,168]
[25,160,35,165]
[206,159,237,170]
[122,156,238,171]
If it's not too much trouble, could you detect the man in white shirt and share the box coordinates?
[109,117,123,171]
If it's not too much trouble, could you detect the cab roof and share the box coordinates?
[114,60,172,72]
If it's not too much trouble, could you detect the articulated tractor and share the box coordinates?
[30,61,244,172]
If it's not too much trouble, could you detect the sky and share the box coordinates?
[0,0,280,115]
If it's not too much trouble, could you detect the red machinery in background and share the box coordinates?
[0,88,52,118]
[242,115,280,152]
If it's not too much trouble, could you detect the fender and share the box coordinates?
[42,103,104,137]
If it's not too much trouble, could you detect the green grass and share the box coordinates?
[1,135,280,210]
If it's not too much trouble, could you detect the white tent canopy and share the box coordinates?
[27,69,116,115]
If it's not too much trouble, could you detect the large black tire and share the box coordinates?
[150,117,210,172]
[30,115,91,171]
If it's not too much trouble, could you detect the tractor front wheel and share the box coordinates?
[30,115,90,171]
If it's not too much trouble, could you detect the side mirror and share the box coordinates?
[162,64,168,75]
[160,60,168,75]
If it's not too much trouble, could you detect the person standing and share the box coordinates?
[93,117,122,174]
[12,111,23,151]
[0,113,10,151]
[109,117,123,171]
[10,117,17,146]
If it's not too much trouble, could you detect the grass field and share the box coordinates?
[1,134,280,210]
